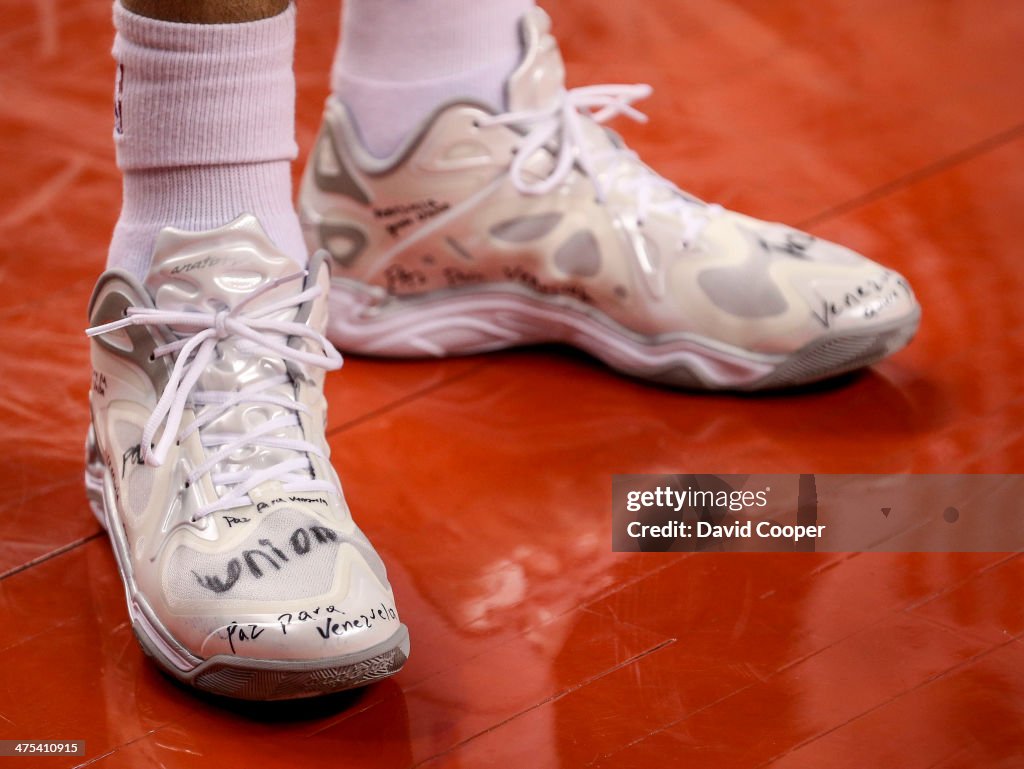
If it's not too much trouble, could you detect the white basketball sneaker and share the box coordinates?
[298,9,919,390]
[85,215,408,700]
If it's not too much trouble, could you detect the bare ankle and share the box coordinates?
[121,0,289,24]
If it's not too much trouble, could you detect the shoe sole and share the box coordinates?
[325,280,921,391]
[84,427,410,701]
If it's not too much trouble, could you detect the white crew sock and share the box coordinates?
[108,2,305,281]
[332,0,534,159]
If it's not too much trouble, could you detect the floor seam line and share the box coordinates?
[591,679,763,764]
[797,121,1024,228]
[325,361,491,438]
[0,530,104,582]
[754,635,1019,767]
[411,638,677,768]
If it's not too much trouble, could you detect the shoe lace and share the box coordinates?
[480,84,723,292]
[87,272,343,520]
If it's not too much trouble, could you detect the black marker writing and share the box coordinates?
[191,526,339,594]
[224,621,265,654]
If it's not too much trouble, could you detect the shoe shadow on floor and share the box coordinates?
[150,664,383,722]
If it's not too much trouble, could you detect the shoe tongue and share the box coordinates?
[145,214,298,319]
[506,8,566,113]
[145,216,313,502]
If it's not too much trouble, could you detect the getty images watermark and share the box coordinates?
[612,474,1024,553]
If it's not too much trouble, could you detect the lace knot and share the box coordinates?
[482,83,724,295]
[213,309,231,340]
[85,271,344,520]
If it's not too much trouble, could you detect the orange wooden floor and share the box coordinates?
[2,1,1024,767]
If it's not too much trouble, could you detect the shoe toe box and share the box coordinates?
[196,553,402,661]
[158,510,401,663]
[690,216,921,349]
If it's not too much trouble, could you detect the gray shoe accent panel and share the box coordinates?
[314,128,372,205]
[696,227,790,318]
[490,212,564,242]
[319,222,369,267]
[554,230,602,277]
[288,251,329,329]
[91,286,171,394]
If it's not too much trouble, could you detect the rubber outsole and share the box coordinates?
[324,280,921,391]
[135,622,410,701]
[84,428,409,700]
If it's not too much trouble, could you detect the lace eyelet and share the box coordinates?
[148,353,155,362]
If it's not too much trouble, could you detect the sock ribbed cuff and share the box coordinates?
[330,0,533,158]
[112,1,298,170]
[111,161,307,276]
[334,0,532,83]
[334,59,516,157]
[118,162,297,229]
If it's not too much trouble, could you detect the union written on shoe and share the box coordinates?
[85,217,409,700]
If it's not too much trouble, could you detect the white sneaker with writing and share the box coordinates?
[298,9,919,390]
[85,215,408,700]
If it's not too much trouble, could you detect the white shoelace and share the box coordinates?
[480,83,723,251]
[88,272,342,520]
